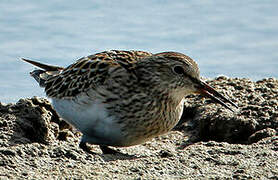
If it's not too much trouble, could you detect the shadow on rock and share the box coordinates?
[174,77,278,148]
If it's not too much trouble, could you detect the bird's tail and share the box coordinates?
[21,58,64,87]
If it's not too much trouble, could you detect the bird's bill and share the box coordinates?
[195,80,238,112]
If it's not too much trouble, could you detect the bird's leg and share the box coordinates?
[79,138,96,155]
[79,136,120,155]
[99,145,121,154]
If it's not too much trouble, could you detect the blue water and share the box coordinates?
[0,0,277,103]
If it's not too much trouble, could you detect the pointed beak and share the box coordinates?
[194,79,238,112]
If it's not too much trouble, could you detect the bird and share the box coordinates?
[21,50,238,154]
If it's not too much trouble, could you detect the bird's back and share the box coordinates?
[31,50,152,98]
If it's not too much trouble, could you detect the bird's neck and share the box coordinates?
[148,88,185,132]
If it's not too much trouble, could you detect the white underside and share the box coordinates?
[177,98,185,120]
[51,96,125,146]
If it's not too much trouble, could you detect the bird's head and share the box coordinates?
[138,52,237,111]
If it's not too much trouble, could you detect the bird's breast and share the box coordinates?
[117,97,185,146]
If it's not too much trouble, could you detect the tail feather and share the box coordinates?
[21,58,64,87]
[21,58,63,71]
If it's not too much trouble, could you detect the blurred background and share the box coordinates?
[0,0,277,103]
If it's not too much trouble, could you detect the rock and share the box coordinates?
[248,128,277,143]
[0,78,277,179]
[179,77,278,145]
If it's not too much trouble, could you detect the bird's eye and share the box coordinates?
[173,66,184,75]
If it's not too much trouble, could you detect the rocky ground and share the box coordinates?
[0,77,277,179]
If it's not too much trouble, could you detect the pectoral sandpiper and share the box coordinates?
[22,50,237,154]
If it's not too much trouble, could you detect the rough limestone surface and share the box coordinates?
[0,77,277,179]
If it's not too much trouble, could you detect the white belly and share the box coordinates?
[51,96,125,146]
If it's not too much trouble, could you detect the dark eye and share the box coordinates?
[173,66,184,75]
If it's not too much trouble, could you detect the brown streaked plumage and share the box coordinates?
[22,50,237,154]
